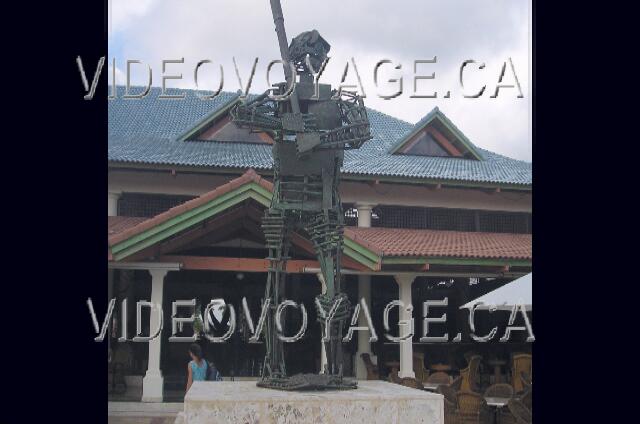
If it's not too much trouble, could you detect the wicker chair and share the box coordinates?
[507,399,532,423]
[460,355,482,392]
[497,407,519,424]
[450,375,463,391]
[438,385,462,424]
[426,371,453,385]
[519,386,532,411]
[511,354,532,394]
[457,390,493,424]
[438,384,458,404]
[400,377,424,390]
[388,369,402,384]
[443,397,463,424]
[497,398,532,424]
[360,353,379,380]
[484,383,515,399]
[413,352,429,382]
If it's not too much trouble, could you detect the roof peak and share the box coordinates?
[108,86,531,186]
[389,106,483,160]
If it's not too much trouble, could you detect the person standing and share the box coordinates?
[186,343,207,392]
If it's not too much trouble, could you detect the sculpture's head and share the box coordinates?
[288,30,331,74]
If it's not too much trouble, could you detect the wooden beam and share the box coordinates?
[425,126,463,157]
[158,255,321,273]
[123,206,248,262]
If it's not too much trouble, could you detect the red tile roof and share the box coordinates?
[108,169,272,246]
[345,227,531,260]
[108,216,147,236]
[107,168,531,262]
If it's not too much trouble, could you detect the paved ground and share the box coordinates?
[108,418,175,424]
[108,402,182,424]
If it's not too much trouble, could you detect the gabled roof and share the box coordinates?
[346,227,531,261]
[109,86,531,187]
[176,93,242,142]
[388,107,483,160]
[109,170,532,270]
[108,169,273,258]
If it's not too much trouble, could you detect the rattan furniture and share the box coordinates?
[484,383,515,399]
[426,371,453,386]
[387,369,402,384]
[510,354,532,394]
[438,385,462,424]
[457,390,494,424]
[460,355,482,392]
[400,377,424,390]
[360,353,379,380]
[413,352,430,382]
[502,399,532,424]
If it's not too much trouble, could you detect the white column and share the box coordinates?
[355,274,374,379]
[317,273,328,374]
[356,204,374,228]
[355,204,376,379]
[142,269,168,402]
[395,274,416,379]
[107,192,120,358]
[108,191,121,217]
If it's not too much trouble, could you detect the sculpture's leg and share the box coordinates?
[307,207,349,376]
[261,207,292,380]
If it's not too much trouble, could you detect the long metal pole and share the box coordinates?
[269,0,300,113]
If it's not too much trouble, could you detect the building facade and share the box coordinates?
[107,87,532,402]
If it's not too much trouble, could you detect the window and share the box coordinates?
[118,193,196,217]
[401,132,450,156]
[372,205,531,234]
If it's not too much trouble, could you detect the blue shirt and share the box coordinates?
[190,360,207,381]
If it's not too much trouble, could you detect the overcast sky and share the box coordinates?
[108,0,531,161]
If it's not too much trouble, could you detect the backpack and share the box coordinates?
[205,361,223,381]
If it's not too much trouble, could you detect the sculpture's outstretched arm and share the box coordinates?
[231,91,318,137]
[230,92,282,132]
[312,90,372,151]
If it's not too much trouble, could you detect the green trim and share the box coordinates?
[108,180,382,270]
[110,183,271,260]
[387,108,483,161]
[343,245,379,271]
[343,238,381,266]
[388,114,436,155]
[108,174,529,268]
[381,257,428,265]
[381,256,531,267]
[177,95,241,142]
[435,109,483,161]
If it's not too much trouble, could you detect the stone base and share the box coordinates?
[181,380,443,424]
[256,373,357,391]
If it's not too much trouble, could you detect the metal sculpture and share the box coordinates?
[231,0,371,391]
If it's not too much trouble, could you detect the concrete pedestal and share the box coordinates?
[180,381,443,424]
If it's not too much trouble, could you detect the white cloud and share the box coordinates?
[109,0,157,33]
[108,0,531,161]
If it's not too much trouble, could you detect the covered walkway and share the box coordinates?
[107,169,532,402]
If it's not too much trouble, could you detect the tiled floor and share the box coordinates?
[108,418,175,424]
[108,402,182,424]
